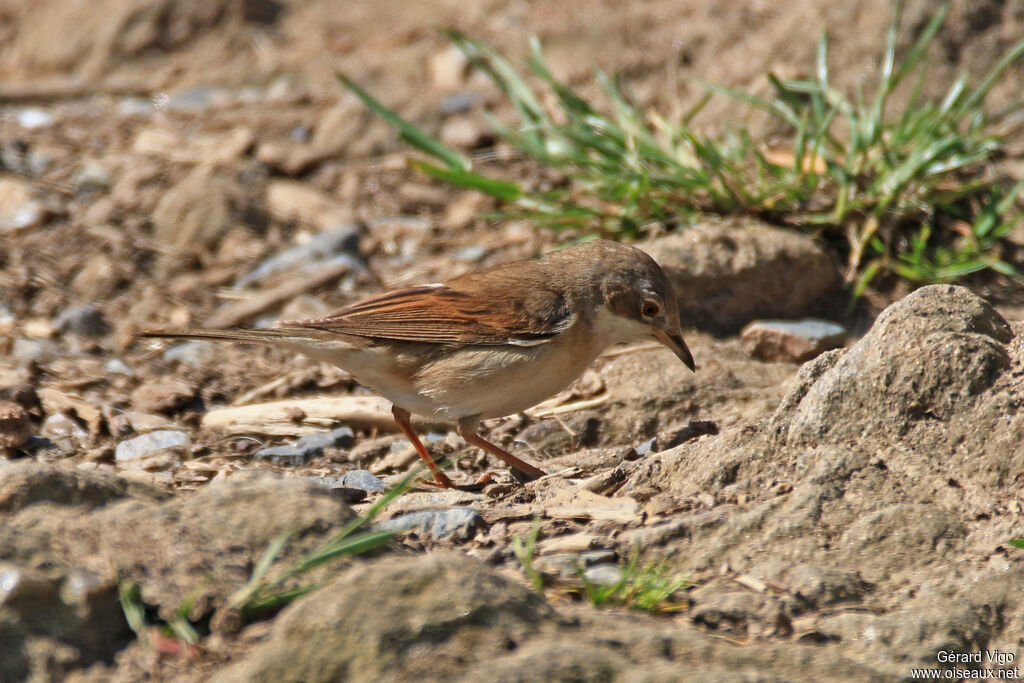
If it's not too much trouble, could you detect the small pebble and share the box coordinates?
[741,319,848,363]
[40,413,89,450]
[582,564,624,587]
[54,305,108,337]
[163,341,214,366]
[0,401,32,450]
[115,429,190,462]
[16,108,54,129]
[235,224,362,288]
[255,426,355,466]
[103,358,133,376]
[377,507,485,540]
[339,469,387,492]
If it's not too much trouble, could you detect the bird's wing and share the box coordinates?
[281,283,574,346]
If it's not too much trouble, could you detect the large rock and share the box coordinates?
[642,220,841,334]
[218,551,554,682]
[612,285,1024,677]
[774,284,1020,487]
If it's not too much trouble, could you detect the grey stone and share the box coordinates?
[582,563,623,587]
[741,319,848,362]
[114,430,190,462]
[339,469,387,492]
[377,507,485,540]
[16,108,54,129]
[437,92,479,114]
[54,305,107,337]
[236,224,363,288]
[216,552,552,682]
[10,338,59,364]
[102,358,133,376]
[255,427,354,466]
[40,413,89,451]
[73,160,111,193]
[163,340,214,366]
[0,461,165,513]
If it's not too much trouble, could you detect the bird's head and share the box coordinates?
[563,240,696,372]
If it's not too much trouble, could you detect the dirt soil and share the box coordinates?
[2,1,1024,681]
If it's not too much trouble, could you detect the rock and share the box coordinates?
[533,549,619,582]
[255,426,355,466]
[151,167,232,254]
[217,551,553,682]
[778,285,1013,447]
[70,254,119,300]
[439,116,492,149]
[102,358,133,376]
[437,92,479,115]
[444,192,488,231]
[39,413,89,451]
[0,461,165,514]
[114,429,190,463]
[54,305,108,337]
[16,473,356,630]
[581,563,623,587]
[0,562,131,676]
[163,340,214,367]
[309,103,361,156]
[256,140,321,175]
[265,180,353,230]
[10,338,60,364]
[235,223,363,288]
[72,159,111,193]
[130,379,195,414]
[641,220,841,334]
[377,507,486,540]
[15,108,54,129]
[428,45,470,90]
[0,401,32,450]
[338,469,387,492]
[741,319,847,362]
[22,317,54,339]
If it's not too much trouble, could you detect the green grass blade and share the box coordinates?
[409,159,523,201]
[337,73,470,172]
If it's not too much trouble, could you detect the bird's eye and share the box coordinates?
[640,298,662,319]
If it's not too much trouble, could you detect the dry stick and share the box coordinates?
[201,396,449,436]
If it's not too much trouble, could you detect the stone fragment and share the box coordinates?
[114,429,190,462]
[378,507,485,540]
[40,413,89,451]
[130,379,195,414]
[266,180,353,230]
[339,469,387,492]
[0,401,32,450]
[741,319,847,362]
[0,178,46,233]
[54,305,108,337]
[254,426,355,466]
[428,46,470,90]
[235,223,362,288]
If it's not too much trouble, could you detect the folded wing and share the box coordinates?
[282,283,574,347]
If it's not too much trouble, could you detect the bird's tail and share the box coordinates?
[137,328,294,345]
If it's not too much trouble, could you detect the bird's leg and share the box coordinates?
[391,405,453,488]
[457,417,546,483]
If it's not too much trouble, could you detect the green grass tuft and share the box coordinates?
[227,468,421,622]
[341,0,1024,295]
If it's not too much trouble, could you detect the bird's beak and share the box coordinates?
[653,328,696,372]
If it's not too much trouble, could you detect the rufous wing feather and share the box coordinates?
[285,277,574,346]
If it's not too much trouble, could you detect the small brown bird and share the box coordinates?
[141,240,695,487]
